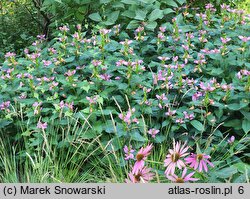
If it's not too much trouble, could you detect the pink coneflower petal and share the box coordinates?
[206,159,214,167]
[164,158,172,166]
[126,167,155,183]
[198,161,203,172]
[132,144,153,174]
[167,175,177,182]
[177,161,182,169]
[164,140,189,175]
[202,160,208,172]
[181,168,187,178]
[185,153,214,173]
[167,168,199,183]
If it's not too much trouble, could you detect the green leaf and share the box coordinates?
[163,8,174,15]
[104,40,120,52]
[240,110,250,120]
[190,120,204,132]
[105,120,115,134]
[100,0,111,3]
[121,0,138,4]
[65,56,75,63]
[233,174,247,183]
[121,10,135,18]
[210,68,224,76]
[131,130,146,142]
[75,11,85,21]
[138,0,156,3]
[0,119,12,128]
[21,130,32,137]
[126,20,139,29]
[145,21,157,30]
[148,9,163,21]
[227,102,248,111]
[107,11,120,24]
[80,130,100,139]
[89,12,102,22]
[215,167,237,178]
[242,119,250,133]
[176,0,186,5]
[232,162,250,173]
[135,9,147,21]
[162,0,178,7]
[154,135,166,143]
[224,119,241,129]
[78,80,90,93]
[107,137,122,151]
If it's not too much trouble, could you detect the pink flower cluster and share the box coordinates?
[237,69,250,79]
[164,140,214,183]
[59,101,74,111]
[37,121,47,130]
[0,101,10,111]
[118,108,139,125]
[124,140,214,183]
[125,144,155,183]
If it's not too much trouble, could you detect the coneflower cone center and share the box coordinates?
[136,153,144,161]
[197,154,203,161]
[134,173,142,182]
[171,153,180,162]
[176,178,184,183]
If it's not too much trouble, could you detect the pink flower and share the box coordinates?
[91,60,102,67]
[65,70,76,77]
[118,108,136,125]
[183,111,195,120]
[221,4,230,10]
[126,167,155,183]
[159,26,166,33]
[100,74,112,81]
[24,48,29,54]
[165,109,176,117]
[5,52,16,58]
[221,37,231,44]
[42,60,52,66]
[148,128,159,138]
[182,45,189,51]
[185,153,214,172]
[172,56,178,62]
[192,91,203,101]
[0,101,10,111]
[164,140,189,175]
[124,145,135,160]
[238,36,250,43]
[135,26,144,33]
[76,24,82,31]
[228,136,235,144]
[59,25,69,32]
[199,82,215,92]
[37,121,47,130]
[72,32,80,39]
[156,93,167,101]
[186,32,194,39]
[120,40,133,45]
[166,168,199,183]
[158,33,165,41]
[158,56,170,62]
[86,96,98,104]
[99,28,111,35]
[37,34,46,40]
[48,48,57,54]
[132,144,153,174]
